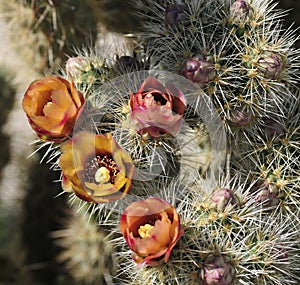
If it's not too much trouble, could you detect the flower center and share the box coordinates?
[95,167,111,183]
[138,224,155,239]
[143,92,169,108]
[84,154,120,184]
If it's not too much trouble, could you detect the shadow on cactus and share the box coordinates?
[1,0,99,71]
[0,69,16,182]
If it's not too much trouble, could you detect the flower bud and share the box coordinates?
[258,52,284,79]
[201,255,235,285]
[230,0,251,21]
[211,188,236,212]
[255,181,280,207]
[180,54,216,84]
[113,55,141,75]
[66,57,88,79]
[165,4,188,29]
[262,117,285,140]
[228,108,253,127]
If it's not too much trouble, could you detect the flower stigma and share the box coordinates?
[95,167,111,183]
[84,155,120,184]
[138,224,155,239]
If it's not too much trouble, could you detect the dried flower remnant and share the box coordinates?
[22,76,84,141]
[129,76,186,137]
[120,197,183,265]
[59,131,134,203]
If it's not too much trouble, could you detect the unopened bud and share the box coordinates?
[180,54,216,84]
[113,55,141,75]
[255,181,280,207]
[230,0,251,21]
[228,108,253,127]
[201,255,235,285]
[211,188,236,212]
[258,52,284,79]
[165,4,189,29]
[66,57,88,78]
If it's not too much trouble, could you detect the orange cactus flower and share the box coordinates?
[59,131,134,203]
[22,76,84,141]
[120,197,184,265]
[129,76,186,137]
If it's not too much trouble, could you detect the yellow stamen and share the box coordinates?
[138,224,154,239]
[95,167,111,183]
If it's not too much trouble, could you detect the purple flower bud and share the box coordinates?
[211,188,236,212]
[228,108,253,127]
[255,181,280,207]
[201,255,235,285]
[180,54,216,84]
[165,4,188,29]
[114,55,140,74]
[230,0,251,21]
[258,52,284,79]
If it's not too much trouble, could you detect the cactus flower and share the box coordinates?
[129,76,186,137]
[120,197,184,265]
[59,131,134,203]
[180,54,216,85]
[22,76,84,141]
[201,255,235,285]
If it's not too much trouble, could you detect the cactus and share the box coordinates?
[52,206,116,284]
[3,0,299,284]
[0,69,15,181]
[0,0,99,72]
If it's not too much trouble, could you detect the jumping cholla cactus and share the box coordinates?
[52,206,116,284]
[13,0,300,284]
[0,0,99,71]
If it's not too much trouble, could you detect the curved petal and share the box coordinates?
[137,76,166,94]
